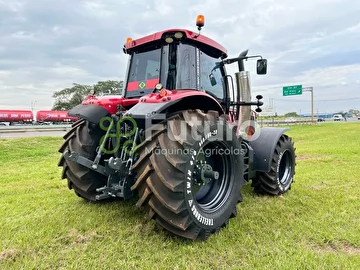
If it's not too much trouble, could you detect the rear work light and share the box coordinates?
[165,37,174,43]
[174,32,183,39]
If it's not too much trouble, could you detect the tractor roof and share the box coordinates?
[124,28,228,59]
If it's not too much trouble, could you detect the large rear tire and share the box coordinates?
[131,110,245,240]
[58,119,107,202]
[251,134,296,195]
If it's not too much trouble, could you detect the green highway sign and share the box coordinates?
[283,85,302,96]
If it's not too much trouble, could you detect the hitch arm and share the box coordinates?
[63,150,108,176]
[92,118,115,169]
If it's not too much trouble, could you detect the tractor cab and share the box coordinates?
[122,19,228,106]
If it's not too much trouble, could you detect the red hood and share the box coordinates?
[82,95,139,114]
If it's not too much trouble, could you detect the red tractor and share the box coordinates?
[58,16,296,240]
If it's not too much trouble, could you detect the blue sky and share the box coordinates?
[0,0,360,115]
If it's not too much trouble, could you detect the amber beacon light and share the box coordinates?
[196,15,205,30]
[159,88,167,98]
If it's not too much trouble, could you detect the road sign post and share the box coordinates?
[302,87,314,123]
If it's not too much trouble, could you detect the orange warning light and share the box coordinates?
[196,15,205,29]
[159,88,167,98]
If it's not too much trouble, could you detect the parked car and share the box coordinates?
[285,117,296,123]
[333,114,344,121]
[317,118,325,122]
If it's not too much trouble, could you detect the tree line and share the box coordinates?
[52,80,123,110]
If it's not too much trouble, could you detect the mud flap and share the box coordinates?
[249,127,289,172]
[69,104,110,124]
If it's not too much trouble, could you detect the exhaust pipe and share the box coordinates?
[235,71,251,138]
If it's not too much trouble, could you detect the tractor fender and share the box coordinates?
[69,104,110,124]
[125,95,224,120]
[249,127,290,172]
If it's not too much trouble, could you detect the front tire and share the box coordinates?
[131,110,245,240]
[251,134,296,195]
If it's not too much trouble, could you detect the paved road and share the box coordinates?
[0,130,66,139]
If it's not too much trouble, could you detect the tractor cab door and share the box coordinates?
[198,50,226,101]
[161,43,197,90]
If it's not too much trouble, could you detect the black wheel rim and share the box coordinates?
[192,141,233,214]
[279,150,293,185]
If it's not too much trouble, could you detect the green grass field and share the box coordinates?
[1,122,360,269]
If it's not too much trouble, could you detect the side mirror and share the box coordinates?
[209,73,217,86]
[257,59,267,75]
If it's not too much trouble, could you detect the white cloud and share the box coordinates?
[0,0,26,12]
[293,64,360,87]
[83,1,116,18]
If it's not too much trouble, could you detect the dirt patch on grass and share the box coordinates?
[296,154,329,161]
[313,243,337,253]
[308,182,330,190]
[67,229,103,245]
[67,229,89,244]
[340,242,360,255]
[57,229,104,247]
[0,249,20,261]
[296,154,311,161]
[313,241,360,255]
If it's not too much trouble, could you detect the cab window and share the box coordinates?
[126,48,161,97]
[199,51,223,99]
